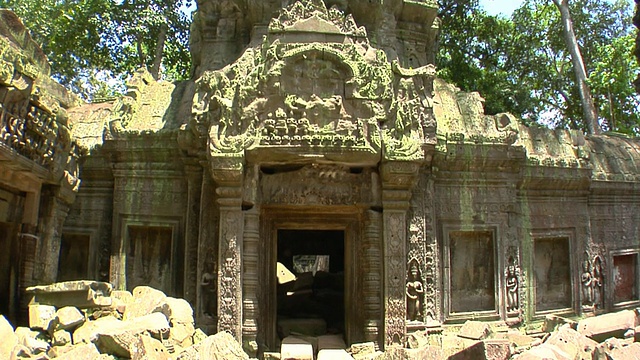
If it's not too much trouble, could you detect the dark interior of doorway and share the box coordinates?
[277,229,345,340]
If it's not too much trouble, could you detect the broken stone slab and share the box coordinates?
[447,339,511,360]
[441,334,483,359]
[263,352,282,360]
[95,312,170,358]
[123,286,167,320]
[73,315,121,344]
[494,331,539,349]
[28,304,56,330]
[403,345,444,360]
[27,281,113,309]
[318,349,355,360]
[55,306,85,330]
[0,315,18,360]
[15,328,50,356]
[512,344,572,360]
[544,314,578,333]
[130,335,172,360]
[546,325,597,360]
[593,337,640,360]
[576,309,638,342]
[458,320,492,340]
[52,343,101,360]
[175,331,249,360]
[281,336,314,360]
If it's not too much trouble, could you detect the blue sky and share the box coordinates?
[479,0,524,16]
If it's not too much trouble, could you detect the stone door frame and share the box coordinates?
[260,206,364,351]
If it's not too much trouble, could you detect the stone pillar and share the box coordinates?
[363,209,383,347]
[213,168,244,341]
[34,185,75,283]
[380,162,419,348]
[184,164,203,306]
[242,206,260,356]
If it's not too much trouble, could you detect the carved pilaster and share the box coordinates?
[242,207,259,356]
[213,168,244,341]
[184,164,203,307]
[380,161,420,347]
[363,209,383,346]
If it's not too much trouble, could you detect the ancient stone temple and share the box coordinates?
[3,0,640,357]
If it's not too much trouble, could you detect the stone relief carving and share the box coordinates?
[261,164,373,205]
[385,211,407,345]
[218,212,242,337]
[189,0,435,166]
[581,252,605,310]
[406,258,424,322]
[505,255,520,314]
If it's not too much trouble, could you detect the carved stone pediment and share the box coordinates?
[190,0,436,168]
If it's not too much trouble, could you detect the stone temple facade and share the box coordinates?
[2,0,640,356]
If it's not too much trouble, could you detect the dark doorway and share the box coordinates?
[0,222,18,321]
[276,229,345,340]
[57,233,91,281]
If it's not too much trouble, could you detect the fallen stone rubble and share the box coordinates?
[2,281,640,359]
[0,281,250,360]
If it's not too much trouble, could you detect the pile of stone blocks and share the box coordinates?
[0,281,249,360]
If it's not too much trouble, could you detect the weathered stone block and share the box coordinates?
[263,352,282,359]
[130,335,171,360]
[73,315,121,344]
[175,331,249,360]
[28,304,56,330]
[95,313,169,357]
[281,336,314,360]
[27,281,112,308]
[407,330,429,349]
[53,343,101,360]
[577,310,638,342]
[318,349,355,360]
[55,306,84,330]
[458,320,492,340]
[52,329,72,346]
[403,345,444,360]
[124,286,167,320]
[0,315,18,360]
[441,334,482,359]
[161,297,194,324]
[546,325,597,360]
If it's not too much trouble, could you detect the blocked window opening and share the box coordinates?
[57,234,91,281]
[534,237,572,312]
[613,253,638,304]
[276,229,345,340]
[449,231,496,313]
[126,226,172,293]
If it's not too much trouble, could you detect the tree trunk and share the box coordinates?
[552,0,600,135]
[150,22,168,80]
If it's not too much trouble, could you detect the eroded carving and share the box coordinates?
[406,258,424,322]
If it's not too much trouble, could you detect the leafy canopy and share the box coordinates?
[1,0,193,100]
[438,0,640,135]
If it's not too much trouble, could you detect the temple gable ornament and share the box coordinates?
[188,0,436,171]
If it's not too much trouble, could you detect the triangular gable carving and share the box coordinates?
[188,0,436,169]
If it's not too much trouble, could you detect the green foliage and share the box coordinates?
[1,0,192,100]
[438,0,640,134]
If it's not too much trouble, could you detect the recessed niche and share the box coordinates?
[534,237,572,312]
[126,226,173,293]
[449,231,495,313]
[57,233,91,281]
[613,253,638,304]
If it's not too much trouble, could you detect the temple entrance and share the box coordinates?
[261,207,364,351]
[276,229,345,342]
